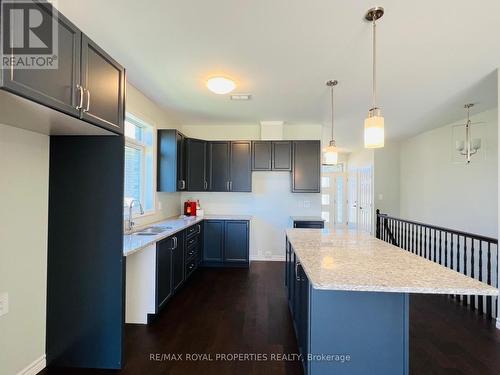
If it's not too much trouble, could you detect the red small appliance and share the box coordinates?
[184,200,197,216]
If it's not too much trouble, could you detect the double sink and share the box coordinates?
[133,225,173,236]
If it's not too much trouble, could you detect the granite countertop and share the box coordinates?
[290,216,325,222]
[123,214,252,256]
[286,228,499,295]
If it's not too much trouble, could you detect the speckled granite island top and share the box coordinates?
[286,228,499,295]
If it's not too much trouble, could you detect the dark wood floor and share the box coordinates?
[40,262,500,375]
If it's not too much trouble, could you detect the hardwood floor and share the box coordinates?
[40,262,500,375]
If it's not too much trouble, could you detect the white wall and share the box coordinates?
[0,125,49,375]
[181,124,322,260]
[126,84,181,227]
[374,142,401,216]
[347,148,374,171]
[400,108,498,238]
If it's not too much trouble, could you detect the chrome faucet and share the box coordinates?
[127,199,144,232]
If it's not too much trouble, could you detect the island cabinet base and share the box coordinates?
[308,290,409,375]
[286,243,409,375]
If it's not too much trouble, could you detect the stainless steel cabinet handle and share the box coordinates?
[179,180,186,190]
[226,181,230,191]
[83,88,90,112]
[295,261,301,281]
[204,180,208,190]
[172,236,177,249]
[229,181,232,191]
[76,85,84,109]
[197,224,201,234]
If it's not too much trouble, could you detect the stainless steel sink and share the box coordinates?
[134,225,173,236]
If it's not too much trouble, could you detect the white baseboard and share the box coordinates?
[250,255,285,262]
[496,318,500,330]
[17,355,46,375]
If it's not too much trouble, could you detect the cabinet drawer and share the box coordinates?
[185,243,199,261]
[186,234,199,249]
[186,223,201,238]
[185,258,197,279]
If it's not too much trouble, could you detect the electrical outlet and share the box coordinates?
[0,293,8,317]
[303,200,311,208]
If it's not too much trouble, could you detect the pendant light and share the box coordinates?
[456,103,482,163]
[364,7,385,149]
[323,80,339,165]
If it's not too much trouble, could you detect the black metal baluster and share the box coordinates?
[463,237,468,307]
[444,231,448,268]
[470,239,475,311]
[433,229,437,263]
[413,224,416,253]
[486,242,492,318]
[424,227,427,259]
[439,230,442,264]
[419,226,423,257]
[457,235,461,302]
[450,234,455,299]
[478,241,483,314]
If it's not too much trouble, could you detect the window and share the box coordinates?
[124,114,155,214]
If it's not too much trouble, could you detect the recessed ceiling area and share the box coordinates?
[56,0,500,150]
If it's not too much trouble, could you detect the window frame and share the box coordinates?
[124,113,157,218]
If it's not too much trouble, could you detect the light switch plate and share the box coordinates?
[0,293,8,317]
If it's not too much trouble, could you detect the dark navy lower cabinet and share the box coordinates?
[224,221,249,263]
[203,220,225,263]
[285,238,410,375]
[156,237,174,311]
[171,231,185,293]
[203,219,249,267]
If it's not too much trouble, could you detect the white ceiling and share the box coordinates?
[57,0,500,150]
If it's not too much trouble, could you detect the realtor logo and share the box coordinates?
[1,0,59,69]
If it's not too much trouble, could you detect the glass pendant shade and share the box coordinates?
[364,110,384,148]
[323,142,338,165]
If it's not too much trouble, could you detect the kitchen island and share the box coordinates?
[285,228,498,375]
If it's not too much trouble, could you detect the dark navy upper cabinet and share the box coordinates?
[156,237,173,311]
[80,34,125,134]
[252,141,272,171]
[157,129,186,192]
[224,221,249,263]
[203,220,225,263]
[207,142,230,192]
[272,141,292,171]
[1,4,82,118]
[230,141,252,192]
[0,2,125,135]
[292,141,321,193]
[186,138,207,191]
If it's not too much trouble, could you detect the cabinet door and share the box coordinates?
[156,238,173,311]
[1,4,81,117]
[252,141,272,171]
[230,141,252,192]
[208,142,230,192]
[292,141,321,193]
[172,232,185,292]
[272,141,292,171]
[224,221,249,263]
[81,34,125,134]
[176,132,186,190]
[186,138,207,191]
[203,220,224,262]
[298,265,310,367]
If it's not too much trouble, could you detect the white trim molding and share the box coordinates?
[250,255,285,262]
[16,355,46,375]
[496,317,500,330]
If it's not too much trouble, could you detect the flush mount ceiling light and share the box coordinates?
[323,80,339,165]
[206,76,236,94]
[364,7,385,149]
